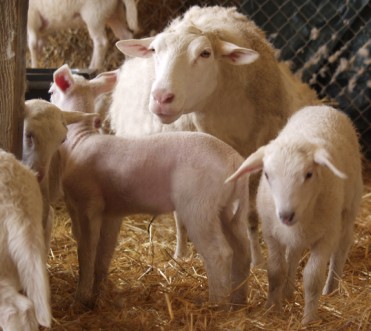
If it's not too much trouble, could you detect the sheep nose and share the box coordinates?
[152,88,175,105]
[279,211,295,225]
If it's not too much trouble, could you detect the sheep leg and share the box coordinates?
[27,9,42,68]
[44,206,54,253]
[182,209,233,305]
[81,14,108,70]
[93,217,122,296]
[27,35,39,68]
[302,242,332,325]
[265,238,287,310]
[123,0,140,34]
[248,209,264,266]
[107,10,133,40]
[323,211,354,295]
[173,211,188,259]
[284,247,303,300]
[74,211,103,308]
[221,207,251,305]
[248,175,264,266]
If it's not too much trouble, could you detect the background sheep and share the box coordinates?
[0,149,51,331]
[27,0,139,69]
[226,105,363,324]
[49,63,252,308]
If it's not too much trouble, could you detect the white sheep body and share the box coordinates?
[227,105,363,324]
[0,150,51,331]
[50,64,252,308]
[27,0,139,69]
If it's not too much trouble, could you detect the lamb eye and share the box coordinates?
[149,48,155,53]
[25,132,33,146]
[305,171,313,180]
[200,50,211,58]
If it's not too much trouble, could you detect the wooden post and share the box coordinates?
[0,0,28,158]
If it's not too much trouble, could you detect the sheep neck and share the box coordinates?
[65,121,96,151]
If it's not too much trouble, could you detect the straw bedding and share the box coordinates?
[25,4,370,329]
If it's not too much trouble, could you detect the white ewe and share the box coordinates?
[111,5,319,265]
[226,105,363,324]
[0,149,51,331]
[49,63,252,308]
[27,0,139,69]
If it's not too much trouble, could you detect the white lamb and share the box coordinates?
[226,105,363,324]
[49,63,252,308]
[27,0,140,69]
[22,99,97,247]
[0,149,51,331]
[110,5,319,265]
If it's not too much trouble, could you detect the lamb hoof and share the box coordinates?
[301,312,321,325]
[75,294,97,310]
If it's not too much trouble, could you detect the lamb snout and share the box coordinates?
[278,210,296,226]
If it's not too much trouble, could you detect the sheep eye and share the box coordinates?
[200,50,211,58]
[264,171,269,181]
[149,48,155,53]
[305,171,313,180]
[25,132,33,146]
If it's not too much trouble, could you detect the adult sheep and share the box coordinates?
[110,5,319,265]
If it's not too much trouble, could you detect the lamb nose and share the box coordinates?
[279,211,295,225]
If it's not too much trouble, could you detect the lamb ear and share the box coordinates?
[53,64,74,94]
[90,70,119,96]
[116,37,155,58]
[61,111,98,125]
[225,146,266,183]
[314,148,347,179]
[219,40,259,65]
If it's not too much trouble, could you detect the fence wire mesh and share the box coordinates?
[138,0,370,158]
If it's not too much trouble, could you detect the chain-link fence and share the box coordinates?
[137,0,370,159]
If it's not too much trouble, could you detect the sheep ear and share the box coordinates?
[61,111,98,125]
[225,146,266,183]
[314,148,347,179]
[116,37,155,58]
[53,64,74,93]
[90,70,119,96]
[219,40,259,65]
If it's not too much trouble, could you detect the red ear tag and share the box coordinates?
[55,75,71,92]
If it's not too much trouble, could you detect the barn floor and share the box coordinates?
[44,164,371,331]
